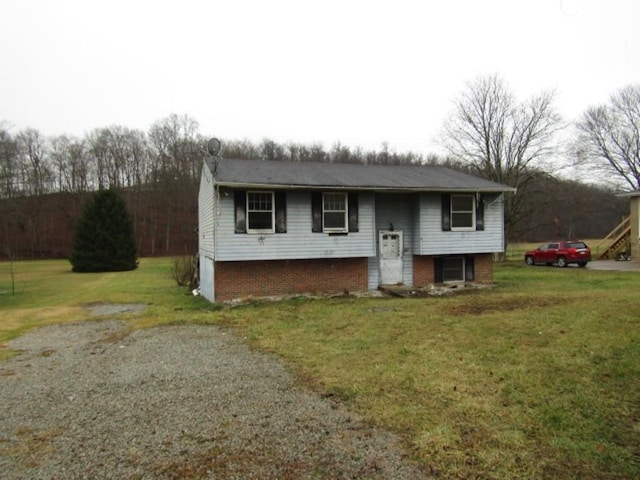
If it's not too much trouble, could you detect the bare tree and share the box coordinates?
[86,126,149,190]
[574,84,640,190]
[49,135,89,193]
[66,137,91,192]
[16,128,53,196]
[148,114,202,183]
[0,125,19,198]
[148,114,203,253]
[440,74,563,244]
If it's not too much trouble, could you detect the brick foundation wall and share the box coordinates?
[474,253,494,284]
[413,255,435,287]
[214,257,368,301]
[413,253,494,286]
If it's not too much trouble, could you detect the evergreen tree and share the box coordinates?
[70,189,138,272]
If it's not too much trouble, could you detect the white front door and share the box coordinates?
[379,230,403,285]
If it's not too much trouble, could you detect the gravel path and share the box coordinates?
[0,318,429,479]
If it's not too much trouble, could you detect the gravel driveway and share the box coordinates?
[0,316,429,479]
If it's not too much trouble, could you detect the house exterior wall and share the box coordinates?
[474,253,494,283]
[214,257,368,301]
[198,166,215,257]
[413,255,435,286]
[198,166,216,300]
[417,193,505,255]
[199,254,215,302]
[197,164,507,300]
[213,189,376,261]
[413,253,494,286]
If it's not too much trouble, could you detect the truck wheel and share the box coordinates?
[557,256,568,268]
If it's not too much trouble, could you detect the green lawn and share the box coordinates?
[1,257,638,479]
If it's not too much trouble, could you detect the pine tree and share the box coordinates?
[70,189,138,272]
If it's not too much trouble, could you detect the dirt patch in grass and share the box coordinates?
[84,302,147,317]
[444,295,553,315]
[0,426,63,469]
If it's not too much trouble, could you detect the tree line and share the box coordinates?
[0,114,434,201]
[1,77,638,259]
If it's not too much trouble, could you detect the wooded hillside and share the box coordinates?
[0,115,629,260]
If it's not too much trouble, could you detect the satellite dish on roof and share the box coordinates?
[207,138,221,156]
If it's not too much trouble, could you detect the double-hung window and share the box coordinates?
[441,193,484,232]
[450,194,475,230]
[322,192,348,233]
[311,191,358,233]
[234,189,286,234]
[246,191,274,233]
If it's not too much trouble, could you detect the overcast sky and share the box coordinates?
[2,0,638,156]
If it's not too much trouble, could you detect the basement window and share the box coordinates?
[435,255,475,283]
[442,257,465,282]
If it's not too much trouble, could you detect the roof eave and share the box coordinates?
[617,190,640,197]
[214,180,515,193]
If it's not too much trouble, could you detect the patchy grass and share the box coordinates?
[0,426,64,468]
[211,264,640,479]
[0,258,211,358]
[1,256,639,479]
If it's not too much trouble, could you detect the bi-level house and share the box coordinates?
[197,156,515,302]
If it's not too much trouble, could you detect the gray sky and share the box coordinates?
[2,0,638,155]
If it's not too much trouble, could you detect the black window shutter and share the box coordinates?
[348,193,359,232]
[275,191,287,233]
[476,195,485,231]
[311,192,322,232]
[234,190,246,233]
[441,194,451,231]
[434,257,443,283]
[465,256,475,281]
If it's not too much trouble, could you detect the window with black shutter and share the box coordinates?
[348,193,359,232]
[475,195,484,231]
[311,191,359,233]
[234,190,246,233]
[442,193,484,231]
[274,191,287,233]
[234,190,286,234]
[441,194,451,231]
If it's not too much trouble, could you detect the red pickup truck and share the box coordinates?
[524,241,591,267]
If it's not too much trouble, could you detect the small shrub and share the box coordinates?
[172,256,197,288]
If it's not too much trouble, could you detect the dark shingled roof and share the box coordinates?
[205,157,515,193]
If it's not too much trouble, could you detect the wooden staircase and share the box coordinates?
[595,216,631,260]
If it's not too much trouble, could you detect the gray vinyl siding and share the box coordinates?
[367,256,379,290]
[198,166,215,257]
[373,193,416,287]
[199,254,214,302]
[213,190,376,261]
[417,193,505,255]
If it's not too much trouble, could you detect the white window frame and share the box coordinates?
[323,192,348,233]
[442,256,466,282]
[246,191,275,234]
[451,194,475,231]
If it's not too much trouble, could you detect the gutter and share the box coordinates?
[214,181,516,194]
